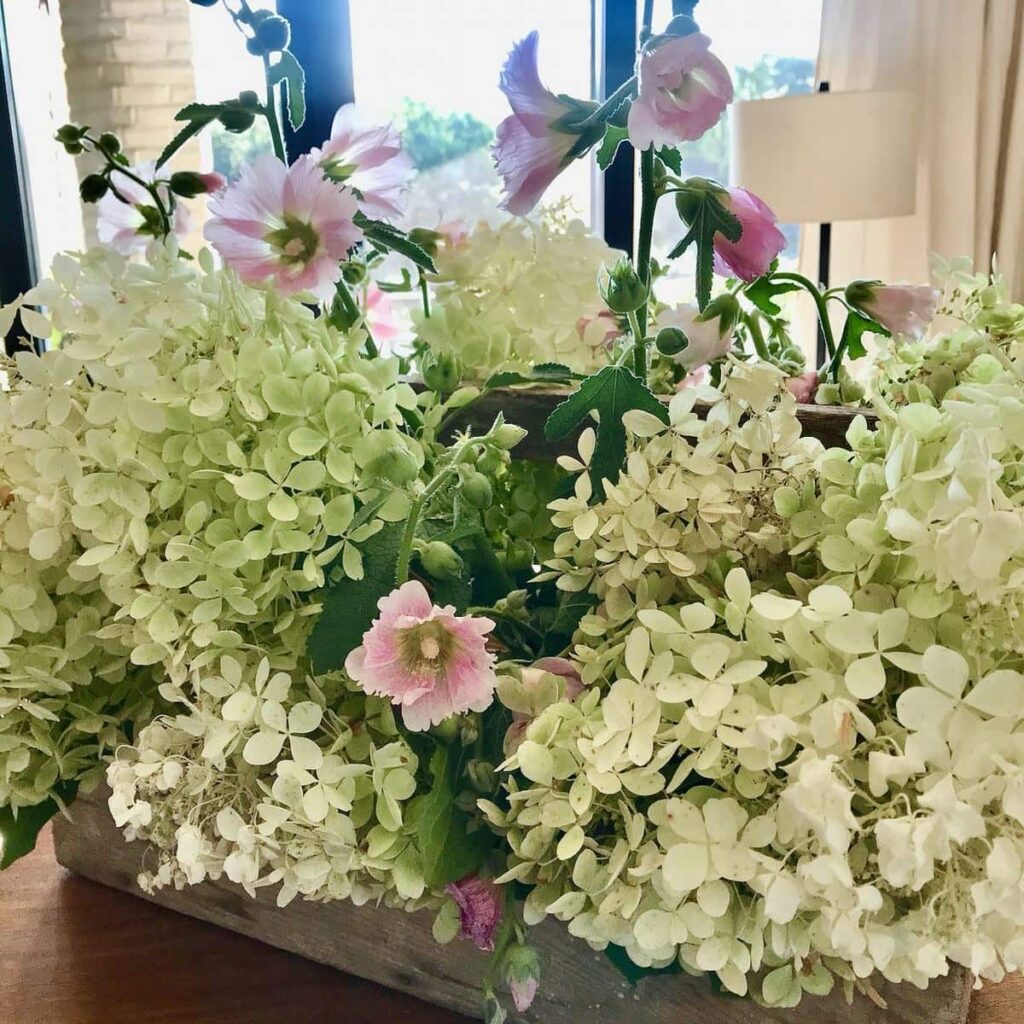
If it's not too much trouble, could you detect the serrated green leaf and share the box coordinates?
[1,782,77,869]
[744,277,801,317]
[672,188,743,310]
[596,125,629,170]
[173,102,229,122]
[841,310,889,361]
[483,363,577,390]
[268,51,306,130]
[545,365,668,498]
[157,118,213,170]
[356,215,436,273]
[657,146,682,175]
[307,520,404,673]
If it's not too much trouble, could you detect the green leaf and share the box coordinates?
[604,943,682,985]
[596,125,629,170]
[672,188,743,310]
[841,310,889,361]
[268,51,306,130]
[483,363,578,390]
[409,745,491,887]
[356,214,436,273]
[545,590,598,653]
[657,146,682,175]
[173,102,229,122]
[1,782,77,869]
[744,277,801,317]
[307,520,405,674]
[157,118,212,170]
[544,365,668,498]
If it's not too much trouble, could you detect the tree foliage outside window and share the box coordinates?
[396,99,493,173]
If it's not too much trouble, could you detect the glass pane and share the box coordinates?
[647,0,823,301]
[349,0,596,232]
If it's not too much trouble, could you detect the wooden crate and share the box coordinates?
[50,391,971,1023]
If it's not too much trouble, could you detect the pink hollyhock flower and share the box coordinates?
[845,281,941,340]
[657,302,734,369]
[712,187,786,282]
[627,34,733,150]
[445,876,503,951]
[345,580,497,731]
[364,284,402,350]
[503,657,584,756]
[313,104,414,221]
[97,161,191,254]
[204,154,362,303]
[577,310,621,352]
[494,32,579,216]
[786,370,819,404]
[197,171,227,195]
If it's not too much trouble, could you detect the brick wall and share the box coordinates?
[58,0,203,245]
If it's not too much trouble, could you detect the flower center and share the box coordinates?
[320,157,359,185]
[264,215,322,267]
[396,620,456,675]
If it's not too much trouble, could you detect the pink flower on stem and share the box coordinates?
[503,943,541,1012]
[344,580,497,731]
[445,875,503,951]
[197,171,228,195]
[97,161,191,254]
[786,370,819,404]
[312,104,414,221]
[657,302,734,369]
[493,32,579,216]
[503,657,584,756]
[204,154,362,303]
[627,34,733,150]
[845,281,940,340]
[363,284,402,351]
[712,186,787,282]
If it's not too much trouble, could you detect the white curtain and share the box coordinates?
[801,0,1024,295]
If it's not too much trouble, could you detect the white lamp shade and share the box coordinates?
[730,90,918,224]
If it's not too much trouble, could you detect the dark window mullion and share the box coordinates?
[276,0,355,158]
[599,0,637,255]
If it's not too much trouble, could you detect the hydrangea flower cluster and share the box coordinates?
[414,208,621,376]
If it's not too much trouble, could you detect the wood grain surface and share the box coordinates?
[25,785,1004,1024]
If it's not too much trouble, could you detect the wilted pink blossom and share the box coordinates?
[503,657,584,755]
[445,876,503,951]
[97,161,191,254]
[493,32,578,215]
[204,154,362,302]
[657,302,734,369]
[846,281,940,340]
[786,370,819,404]
[712,186,786,282]
[345,580,497,731]
[627,34,732,150]
[313,104,414,221]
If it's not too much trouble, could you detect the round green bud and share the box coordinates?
[238,90,261,109]
[655,326,689,356]
[341,260,366,285]
[476,448,505,476]
[466,759,497,794]
[168,171,207,199]
[599,256,649,314]
[189,0,220,7]
[460,472,492,509]
[505,538,535,571]
[697,292,742,334]
[420,541,464,580]
[407,227,442,257]
[674,176,730,224]
[490,423,527,451]
[55,123,82,144]
[219,107,256,133]
[97,132,121,155]
[253,14,291,53]
[64,141,84,155]
[367,445,420,486]
[421,352,462,395]
[79,174,109,204]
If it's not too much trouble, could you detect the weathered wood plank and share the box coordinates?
[441,387,874,458]
[53,786,972,1024]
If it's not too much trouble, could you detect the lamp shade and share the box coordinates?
[730,90,918,224]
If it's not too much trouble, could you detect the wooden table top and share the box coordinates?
[1,826,1021,1024]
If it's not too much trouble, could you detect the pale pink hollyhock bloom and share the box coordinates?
[627,34,733,150]
[197,171,227,195]
[503,657,584,756]
[577,310,622,352]
[344,580,497,731]
[657,302,734,369]
[445,876,503,951]
[712,187,786,282]
[846,281,941,340]
[494,32,578,215]
[786,370,819,404]
[364,284,401,348]
[312,104,413,221]
[97,161,191,255]
[510,975,539,1012]
[204,154,362,303]
[435,219,469,252]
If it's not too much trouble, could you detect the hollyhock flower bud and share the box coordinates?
[627,33,732,150]
[421,351,463,395]
[845,281,940,340]
[345,580,497,731]
[712,187,787,282]
[600,257,649,314]
[489,423,528,451]
[503,943,541,1012]
[204,153,362,302]
[785,370,819,404]
[79,174,109,204]
[656,300,735,369]
[493,32,581,216]
[169,170,226,198]
[445,876,503,951]
[420,541,464,580]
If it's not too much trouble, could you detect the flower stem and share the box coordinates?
[575,76,638,129]
[331,278,379,358]
[746,312,772,361]
[770,271,837,361]
[394,455,465,586]
[261,56,287,163]
[633,146,659,377]
[418,271,431,319]
[627,309,646,376]
[85,132,173,238]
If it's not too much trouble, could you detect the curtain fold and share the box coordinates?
[801,0,1024,296]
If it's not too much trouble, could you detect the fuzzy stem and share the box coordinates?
[770,271,837,362]
[261,56,287,163]
[418,271,431,319]
[394,456,464,586]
